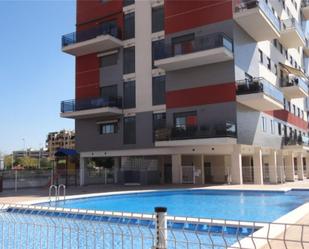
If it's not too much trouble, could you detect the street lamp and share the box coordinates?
[22,138,26,157]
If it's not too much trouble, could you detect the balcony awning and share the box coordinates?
[279,63,307,78]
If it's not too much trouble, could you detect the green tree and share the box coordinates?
[4,155,13,169]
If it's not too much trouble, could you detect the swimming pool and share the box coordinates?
[46,189,309,222]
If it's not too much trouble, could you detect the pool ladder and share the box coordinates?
[49,184,66,203]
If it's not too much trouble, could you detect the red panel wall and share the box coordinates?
[166,83,236,109]
[77,0,123,29]
[265,110,308,130]
[164,0,232,34]
[75,0,124,100]
[76,54,100,100]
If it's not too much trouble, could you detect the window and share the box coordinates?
[123,81,136,108]
[293,104,296,115]
[124,12,135,40]
[123,46,135,74]
[301,110,304,119]
[152,39,165,68]
[100,52,118,67]
[123,0,134,6]
[152,6,164,33]
[172,33,195,56]
[124,116,136,144]
[100,122,118,134]
[274,64,278,75]
[273,39,277,47]
[297,107,300,117]
[270,120,275,134]
[174,112,197,129]
[278,122,282,136]
[262,116,267,132]
[279,43,283,54]
[152,76,165,105]
[153,112,166,130]
[258,49,263,63]
[267,57,271,70]
[100,85,118,100]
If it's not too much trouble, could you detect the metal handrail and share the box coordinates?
[48,185,58,203]
[58,184,66,202]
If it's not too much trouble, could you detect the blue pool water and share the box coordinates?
[47,189,309,222]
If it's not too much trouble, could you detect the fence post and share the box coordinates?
[153,207,167,249]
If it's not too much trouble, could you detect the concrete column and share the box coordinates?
[80,157,85,186]
[306,154,309,178]
[268,150,278,184]
[172,154,182,184]
[277,151,285,183]
[231,145,243,184]
[285,152,295,181]
[297,153,304,180]
[253,148,263,185]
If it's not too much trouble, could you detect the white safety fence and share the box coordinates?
[0,203,308,249]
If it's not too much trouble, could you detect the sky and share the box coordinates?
[0,0,76,154]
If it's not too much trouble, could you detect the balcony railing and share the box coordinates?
[284,135,309,146]
[236,77,284,104]
[123,0,134,6]
[234,0,281,32]
[156,33,233,60]
[280,77,309,93]
[61,96,122,113]
[62,23,120,47]
[281,18,305,42]
[155,122,237,142]
[302,0,309,7]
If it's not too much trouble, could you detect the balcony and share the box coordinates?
[60,97,123,119]
[62,23,123,56]
[154,33,233,71]
[233,0,281,41]
[280,77,309,99]
[302,0,309,20]
[279,18,306,48]
[154,122,237,146]
[283,135,309,148]
[236,77,284,111]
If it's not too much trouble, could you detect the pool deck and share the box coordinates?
[0,181,309,249]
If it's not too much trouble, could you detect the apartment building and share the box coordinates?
[46,130,75,160]
[13,149,49,159]
[61,0,309,186]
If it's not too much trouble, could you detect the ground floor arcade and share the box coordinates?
[78,144,309,186]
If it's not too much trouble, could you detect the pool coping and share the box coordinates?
[18,185,308,205]
[228,202,309,249]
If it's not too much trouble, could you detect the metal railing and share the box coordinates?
[123,0,134,6]
[283,135,309,146]
[280,77,309,93]
[49,184,66,203]
[62,22,120,47]
[281,18,305,42]
[0,203,308,249]
[156,32,233,60]
[155,122,237,141]
[234,0,281,32]
[302,0,309,7]
[61,96,122,113]
[236,77,284,105]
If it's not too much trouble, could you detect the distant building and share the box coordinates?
[46,130,75,160]
[13,148,48,159]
